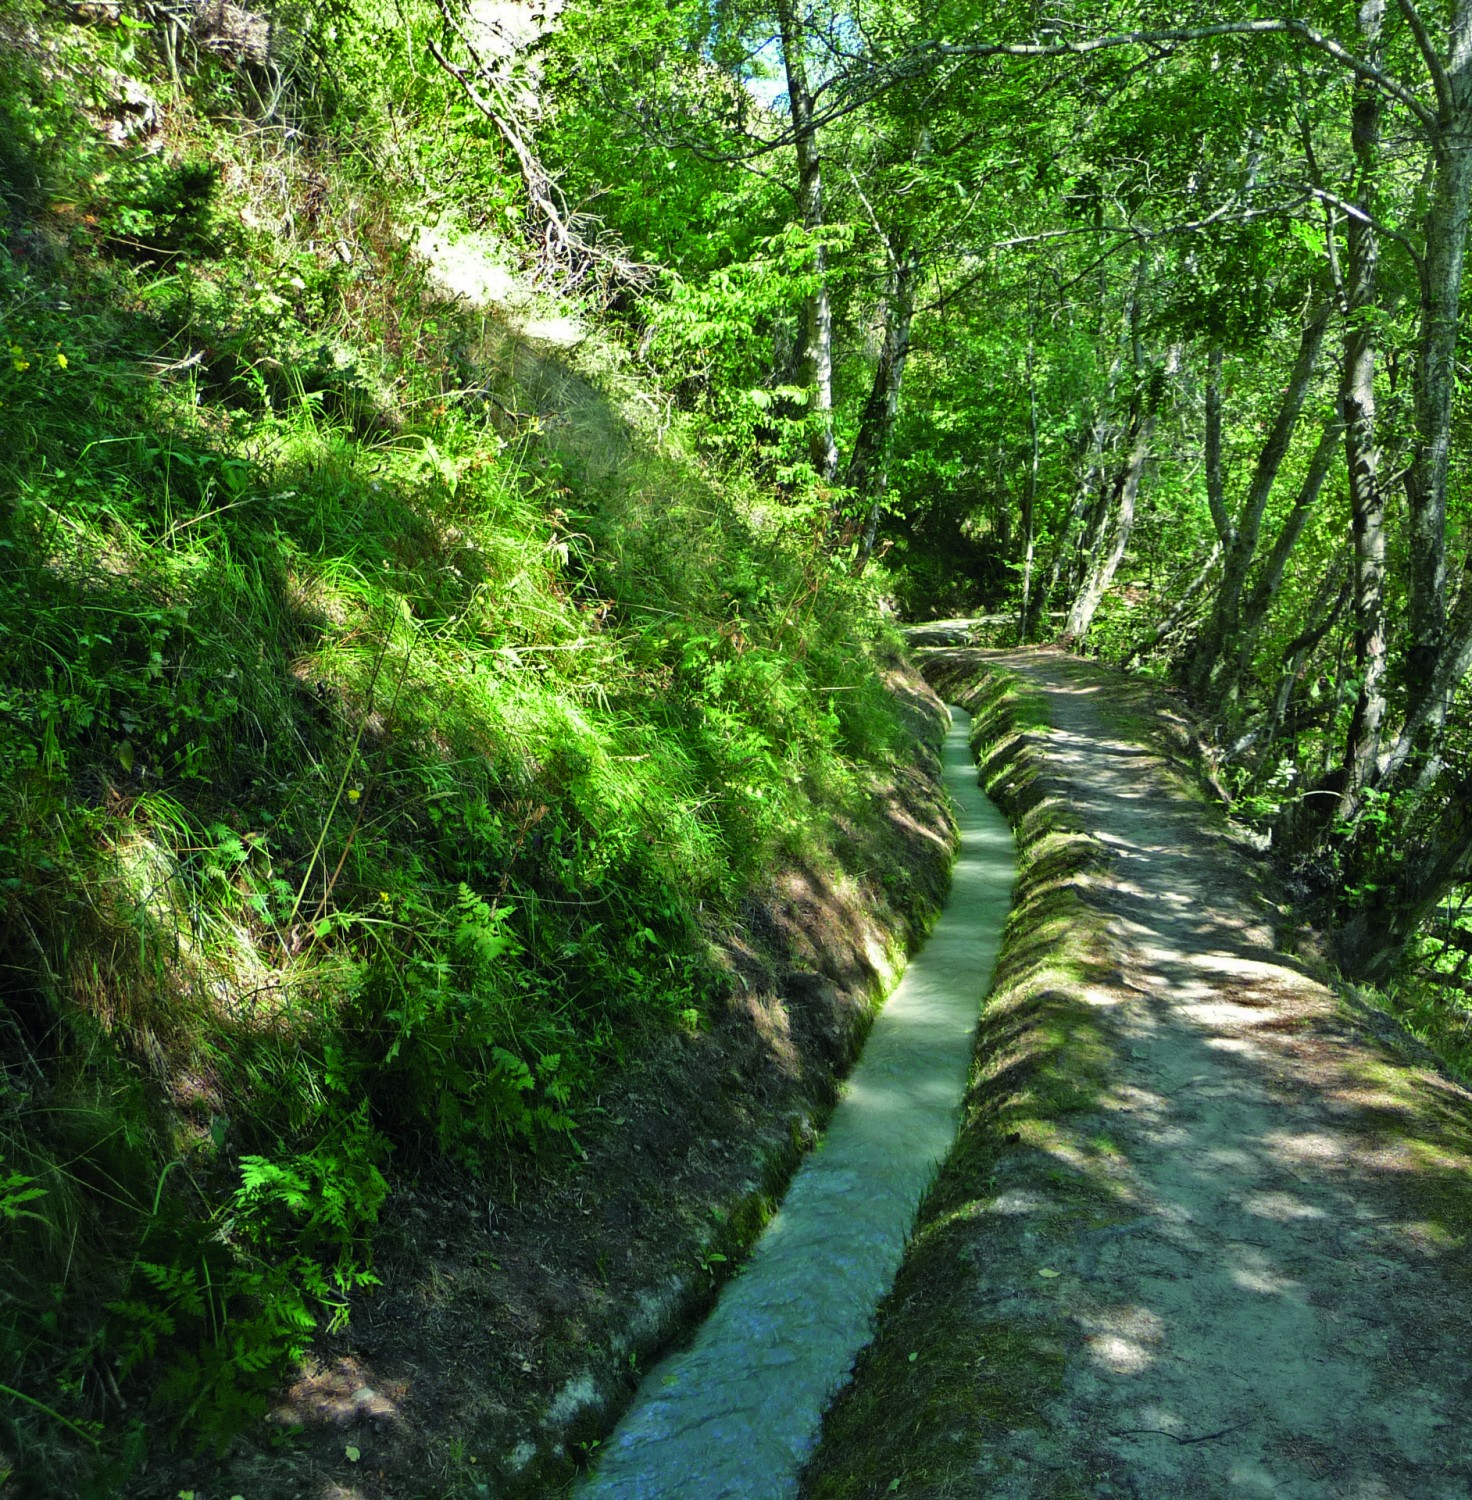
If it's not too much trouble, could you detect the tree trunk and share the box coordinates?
[1309,0,1472,977]
[1034,434,1099,634]
[1355,57,1472,813]
[1231,414,1342,682]
[850,245,920,575]
[1128,541,1222,665]
[1061,258,1161,644]
[1038,258,1140,631]
[775,0,838,486]
[1018,337,1040,640]
[1403,146,1472,681]
[1241,566,1351,767]
[1372,592,1472,791]
[1186,301,1332,705]
[1203,344,1232,548]
[1063,368,1162,643]
[1403,0,1472,699]
[1333,769,1472,979]
[1340,0,1388,806]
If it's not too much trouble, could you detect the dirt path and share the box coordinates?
[976,651,1472,1497]
[811,648,1472,1499]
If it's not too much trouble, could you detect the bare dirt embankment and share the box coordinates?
[805,647,1472,1500]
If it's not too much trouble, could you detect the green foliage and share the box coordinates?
[647,222,860,490]
[0,6,101,211]
[542,0,781,271]
[0,1159,47,1223]
[100,1104,386,1446]
[96,157,222,259]
[0,0,912,1483]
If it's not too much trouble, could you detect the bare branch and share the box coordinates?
[427,5,652,297]
[923,20,1436,133]
[1204,346,1232,548]
[584,13,1437,172]
[1297,103,1349,307]
[916,198,1309,316]
[844,165,898,266]
[1126,541,1223,664]
[986,198,1308,251]
[1301,183,1425,268]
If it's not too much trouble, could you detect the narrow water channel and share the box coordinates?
[576,707,1015,1499]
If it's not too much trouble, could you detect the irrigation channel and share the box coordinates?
[578,706,1016,1499]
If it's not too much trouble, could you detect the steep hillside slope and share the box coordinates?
[0,6,952,1494]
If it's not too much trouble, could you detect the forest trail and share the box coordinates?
[946,650,1472,1498]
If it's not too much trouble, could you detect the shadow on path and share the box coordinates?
[896,650,1472,1500]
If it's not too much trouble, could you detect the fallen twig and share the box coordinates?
[1109,1418,1253,1445]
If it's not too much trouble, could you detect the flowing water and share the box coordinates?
[577,707,1015,1499]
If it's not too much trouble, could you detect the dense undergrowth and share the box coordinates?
[0,5,914,1490]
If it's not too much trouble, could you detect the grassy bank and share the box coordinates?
[0,6,948,1492]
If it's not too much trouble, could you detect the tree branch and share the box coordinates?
[1395,0,1454,121]
[427,5,652,295]
[1301,183,1425,269]
[918,200,1310,316]
[922,21,1436,133]
[591,14,1437,171]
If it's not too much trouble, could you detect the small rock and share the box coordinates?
[88,74,159,147]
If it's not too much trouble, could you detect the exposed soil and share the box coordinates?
[806,648,1472,1499]
[129,662,958,1500]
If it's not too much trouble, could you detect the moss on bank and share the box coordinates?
[801,655,1121,1498]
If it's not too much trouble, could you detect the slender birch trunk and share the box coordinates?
[1203,345,1232,549]
[1340,0,1388,805]
[1056,259,1158,645]
[1039,259,1139,629]
[1035,425,1102,633]
[1018,337,1040,640]
[849,245,919,575]
[1246,567,1352,765]
[1063,358,1167,643]
[775,0,838,486]
[1187,303,1332,706]
[1062,419,1151,643]
[1231,415,1343,682]
[1403,0,1472,697]
[1129,541,1222,664]
[1341,0,1472,831]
